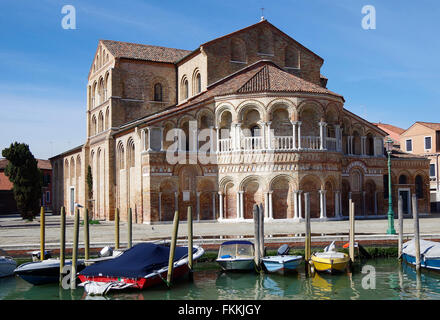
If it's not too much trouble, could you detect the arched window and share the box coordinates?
[181,76,189,100]
[105,107,110,130]
[154,83,163,101]
[415,175,424,199]
[91,115,97,136]
[192,69,201,95]
[231,38,246,62]
[398,174,408,184]
[127,138,135,168]
[285,46,299,68]
[117,142,125,170]
[98,111,104,133]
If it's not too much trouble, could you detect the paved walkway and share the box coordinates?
[1,213,440,252]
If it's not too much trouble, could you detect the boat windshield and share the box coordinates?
[218,243,254,258]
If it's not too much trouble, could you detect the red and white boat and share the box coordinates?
[78,242,204,295]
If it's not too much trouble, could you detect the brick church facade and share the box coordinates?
[50,19,431,223]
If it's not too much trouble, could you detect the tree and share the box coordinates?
[2,142,42,220]
[86,164,93,215]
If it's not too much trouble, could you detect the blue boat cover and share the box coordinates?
[79,243,194,279]
[221,240,253,246]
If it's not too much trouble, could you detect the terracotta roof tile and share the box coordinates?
[0,158,52,171]
[101,40,192,63]
[416,122,440,131]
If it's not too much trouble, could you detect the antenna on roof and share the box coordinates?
[260,8,265,21]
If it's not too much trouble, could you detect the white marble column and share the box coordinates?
[319,190,327,219]
[264,192,269,219]
[268,191,274,220]
[297,121,302,150]
[267,121,272,150]
[141,129,147,152]
[239,191,244,220]
[319,122,327,150]
[218,192,224,220]
[236,191,241,219]
[293,190,299,219]
[361,136,366,156]
[298,190,303,218]
[291,121,297,150]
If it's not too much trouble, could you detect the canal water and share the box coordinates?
[1,258,440,300]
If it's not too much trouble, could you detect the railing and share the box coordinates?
[218,138,232,153]
[273,136,294,150]
[326,137,337,151]
[242,136,263,151]
[301,136,320,150]
[217,135,339,152]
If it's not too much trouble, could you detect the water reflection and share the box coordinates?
[2,259,440,300]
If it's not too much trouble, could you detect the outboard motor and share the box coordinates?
[99,246,113,257]
[277,244,290,256]
[31,250,51,262]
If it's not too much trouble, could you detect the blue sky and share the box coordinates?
[1,0,439,159]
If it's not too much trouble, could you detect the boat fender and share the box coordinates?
[99,246,113,257]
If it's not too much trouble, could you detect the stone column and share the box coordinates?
[297,121,302,150]
[218,192,224,220]
[298,190,303,218]
[264,192,269,219]
[293,190,299,219]
[361,136,366,156]
[212,192,216,220]
[196,192,201,221]
[239,191,244,220]
[319,122,327,150]
[374,191,378,215]
[268,191,274,220]
[362,191,366,216]
[267,121,272,151]
[334,125,341,152]
[291,121,297,150]
[236,191,241,219]
[141,129,147,152]
[319,190,327,219]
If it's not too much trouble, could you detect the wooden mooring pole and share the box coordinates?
[187,206,193,279]
[127,207,132,249]
[398,196,404,260]
[167,210,179,287]
[40,206,45,261]
[412,194,421,273]
[349,198,355,265]
[59,206,66,285]
[253,204,261,270]
[84,208,90,260]
[115,208,120,250]
[258,203,265,259]
[304,193,311,276]
[70,207,80,290]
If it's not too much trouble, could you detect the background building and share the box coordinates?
[0,158,52,214]
[50,20,431,223]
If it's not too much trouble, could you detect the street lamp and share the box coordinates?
[385,138,396,234]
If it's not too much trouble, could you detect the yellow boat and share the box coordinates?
[309,242,350,274]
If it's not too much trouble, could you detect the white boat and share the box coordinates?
[0,256,17,277]
[216,240,255,271]
[262,245,302,274]
[402,239,440,271]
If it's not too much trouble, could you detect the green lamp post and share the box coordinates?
[385,138,396,234]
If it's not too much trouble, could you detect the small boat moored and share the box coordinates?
[78,242,204,295]
[216,240,255,272]
[310,241,350,274]
[0,256,17,278]
[402,239,440,271]
[262,244,302,274]
[14,258,86,285]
